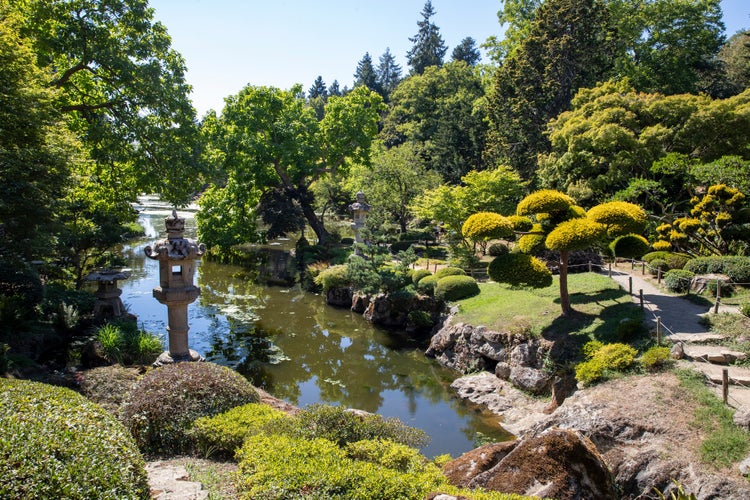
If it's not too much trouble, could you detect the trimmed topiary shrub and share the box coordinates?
[120,362,259,455]
[575,342,638,386]
[641,251,691,270]
[587,201,647,236]
[461,212,513,242]
[516,227,546,254]
[609,234,650,259]
[411,269,432,285]
[313,264,349,292]
[487,242,510,256]
[507,214,534,232]
[684,256,750,283]
[517,189,576,216]
[0,379,149,499]
[191,403,288,458]
[416,275,438,295]
[640,346,673,371]
[664,269,695,294]
[434,275,480,301]
[488,253,553,288]
[433,266,466,279]
[545,218,606,252]
[648,258,669,276]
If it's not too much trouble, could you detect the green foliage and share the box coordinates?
[664,270,695,294]
[488,253,553,288]
[610,234,650,259]
[434,275,480,302]
[411,269,432,285]
[406,0,447,74]
[433,266,467,279]
[313,264,350,292]
[120,362,259,455]
[488,242,510,256]
[642,251,691,270]
[684,256,750,283]
[417,274,439,295]
[516,189,575,216]
[78,365,140,414]
[517,228,546,254]
[94,322,163,366]
[0,379,149,499]
[740,302,750,318]
[575,342,638,385]
[407,310,434,329]
[587,201,647,237]
[640,346,673,371]
[462,212,513,242]
[649,259,669,275]
[191,403,288,458]
[545,218,606,252]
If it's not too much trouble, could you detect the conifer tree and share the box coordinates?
[406,1,447,74]
[451,37,481,66]
[329,80,342,96]
[376,47,402,101]
[353,52,380,93]
[308,75,327,99]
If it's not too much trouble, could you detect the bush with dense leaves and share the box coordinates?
[575,342,638,385]
[641,251,691,270]
[488,253,553,288]
[0,379,149,499]
[390,240,414,253]
[488,242,510,256]
[664,269,695,294]
[684,256,750,283]
[435,275,480,301]
[640,346,673,371]
[120,362,259,454]
[587,201,647,236]
[648,258,669,276]
[433,266,466,279]
[411,269,432,285]
[545,218,606,252]
[517,189,576,216]
[312,264,349,292]
[461,212,513,242]
[609,234,650,259]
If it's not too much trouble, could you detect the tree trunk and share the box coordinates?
[559,250,572,316]
[300,200,330,245]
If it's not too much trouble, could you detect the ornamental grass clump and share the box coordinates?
[0,379,149,499]
[435,275,480,301]
[120,362,259,455]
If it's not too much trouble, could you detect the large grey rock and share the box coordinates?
[325,287,352,308]
[509,366,552,395]
[734,410,750,431]
[442,441,518,487]
[510,343,539,367]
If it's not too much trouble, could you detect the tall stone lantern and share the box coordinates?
[145,209,206,364]
[349,191,371,249]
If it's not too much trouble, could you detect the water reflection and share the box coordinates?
[120,198,512,457]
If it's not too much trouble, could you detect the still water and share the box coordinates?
[120,197,510,457]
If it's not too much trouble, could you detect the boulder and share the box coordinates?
[670,342,685,360]
[509,366,552,395]
[350,292,369,314]
[325,287,353,308]
[442,441,518,487]
[468,428,617,500]
[734,410,750,431]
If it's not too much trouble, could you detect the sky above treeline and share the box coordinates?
[149,0,750,117]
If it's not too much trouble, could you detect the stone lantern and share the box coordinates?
[349,191,371,248]
[85,269,131,321]
[145,209,206,364]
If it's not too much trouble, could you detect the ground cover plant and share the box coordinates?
[0,378,149,499]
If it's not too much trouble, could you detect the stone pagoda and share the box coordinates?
[145,209,206,364]
[349,191,371,248]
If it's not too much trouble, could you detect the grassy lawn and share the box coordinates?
[453,273,644,344]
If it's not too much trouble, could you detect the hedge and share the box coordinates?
[641,251,691,270]
[664,269,695,294]
[684,256,750,283]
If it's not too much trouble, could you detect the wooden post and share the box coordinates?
[628,276,633,295]
[657,268,662,284]
[631,258,635,270]
[588,261,592,273]
[639,289,644,309]
[656,316,662,346]
[723,368,729,404]
[608,262,612,278]
[714,280,721,314]
[641,261,646,275]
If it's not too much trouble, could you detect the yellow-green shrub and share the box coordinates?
[587,201,647,236]
[517,190,575,216]
[0,379,149,499]
[507,214,533,232]
[462,212,513,241]
[434,275,480,301]
[412,269,432,285]
[313,264,349,292]
[609,234,650,259]
[546,218,606,252]
[640,346,673,371]
[434,266,466,279]
[517,224,546,254]
[191,403,288,457]
[487,253,553,288]
[575,342,638,385]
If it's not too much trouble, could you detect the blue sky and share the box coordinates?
[149,0,750,117]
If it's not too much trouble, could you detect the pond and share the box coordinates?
[119,196,511,458]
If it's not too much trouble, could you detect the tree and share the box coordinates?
[462,212,513,254]
[308,76,328,99]
[482,0,541,63]
[329,80,342,97]
[406,1,447,75]
[345,143,442,232]
[451,37,481,66]
[486,0,614,180]
[381,62,488,182]
[376,48,402,101]
[353,52,380,93]
[202,85,384,247]
[717,30,750,95]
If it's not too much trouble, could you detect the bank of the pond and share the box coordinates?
[120,197,511,458]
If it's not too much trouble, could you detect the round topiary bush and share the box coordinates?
[648,258,669,276]
[416,275,438,295]
[488,253,553,288]
[120,362,259,455]
[434,275,480,302]
[0,379,149,499]
[609,234,650,259]
[642,251,691,270]
[664,269,695,294]
[390,241,414,254]
[487,242,510,257]
[411,269,432,285]
[433,266,466,279]
[461,212,513,242]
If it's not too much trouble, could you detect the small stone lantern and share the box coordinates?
[85,269,131,321]
[145,209,206,364]
[349,191,371,247]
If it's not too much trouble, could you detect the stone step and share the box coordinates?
[682,360,750,387]
[667,332,729,344]
[683,345,748,365]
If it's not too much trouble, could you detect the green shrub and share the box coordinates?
[649,258,669,275]
[417,275,438,295]
[575,342,638,385]
[407,310,434,329]
[642,251,691,270]
[236,434,446,500]
[312,264,349,292]
[516,231,546,254]
[400,230,434,242]
[191,403,288,458]
[120,362,259,454]
[684,256,750,283]
[435,275,480,302]
[640,346,673,371]
[615,318,646,343]
[94,321,163,365]
[390,240,414,253]
[664,269,695,294]
[461,212,513,241]
[411,269,432,285]
[0,379,149,499]
[487,242,510,256]
[433,266,466,279]
[78,365,141,414]
[487,253,553,288]
[740,302,750,318]
[609,234,650,259]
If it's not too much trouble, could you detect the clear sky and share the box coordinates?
[149,0,750,117]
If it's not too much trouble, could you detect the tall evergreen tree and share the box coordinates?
[308,75,327,99]
[353,52,380,93]
[406,1,447,75]
[451,37,481,66]
[329,80,342,96]
[376,47,402,101]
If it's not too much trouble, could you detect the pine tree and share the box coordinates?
[451,37,481,66]
[308,75,327,99]
[376,47,402,101]
[406,1,447,75]
[353,52,380,93]
[329,80,342,96]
